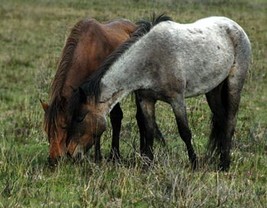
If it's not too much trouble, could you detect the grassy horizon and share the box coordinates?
[0,0,266,207]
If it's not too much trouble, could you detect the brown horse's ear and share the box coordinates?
[40,99,49,112]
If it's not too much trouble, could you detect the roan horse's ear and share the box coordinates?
[40,99,49,113]
[78,87,87,103]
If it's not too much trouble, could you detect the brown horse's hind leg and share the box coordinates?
[109,103,123,161]
[170,95,197,170]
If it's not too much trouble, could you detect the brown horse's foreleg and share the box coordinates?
[170,95,197,170]
[136,95,156,164]
[135,94,146,154]
[94,137,103,163]
[135,91,166,155]
[154,121,166,146]
[109,103,123,161]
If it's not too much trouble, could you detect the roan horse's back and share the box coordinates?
[144,16,251,97]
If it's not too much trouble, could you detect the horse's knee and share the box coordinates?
[110,104,123,123]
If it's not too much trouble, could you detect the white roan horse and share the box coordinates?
[66,15,251,171]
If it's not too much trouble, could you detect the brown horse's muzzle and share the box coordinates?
[48,138,67,166]
[47,156,61,167]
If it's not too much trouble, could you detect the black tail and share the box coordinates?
[206,80,232,168]
[207,81,229,153]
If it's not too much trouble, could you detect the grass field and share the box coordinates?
[0,0,266,207]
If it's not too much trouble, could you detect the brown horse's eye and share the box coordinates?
[76,113,87,123]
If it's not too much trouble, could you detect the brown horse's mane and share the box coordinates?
[67,14,172,124]
[45,18,99,139]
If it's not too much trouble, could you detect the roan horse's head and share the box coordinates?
[41,98,68,165]
[65,89,107,159]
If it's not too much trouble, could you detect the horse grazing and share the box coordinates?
[66,15,251,171]
[41,17,158,165]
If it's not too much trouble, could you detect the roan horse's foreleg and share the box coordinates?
[170,94,198,170]
[109,103,123,161]
[108,96,165,163]
[138,92,197,169]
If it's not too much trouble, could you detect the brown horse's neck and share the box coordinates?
[50,18,136,102]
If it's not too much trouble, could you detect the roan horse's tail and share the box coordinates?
[207,19,251,170]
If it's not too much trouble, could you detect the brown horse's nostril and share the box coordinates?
[47,156,60,167]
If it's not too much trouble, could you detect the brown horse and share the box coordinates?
[41,18,138,165]
[42,17,165,165]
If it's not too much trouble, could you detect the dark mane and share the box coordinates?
[44,19,88,139]
[83,14,172,101]
[67,14,172,123]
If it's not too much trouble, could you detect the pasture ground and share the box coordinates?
[0,0,266,207]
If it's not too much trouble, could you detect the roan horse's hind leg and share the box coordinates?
[206,78,243,171]
[170,94,198,170]
[109,103,123,161]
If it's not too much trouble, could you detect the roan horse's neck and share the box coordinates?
[98,45,151,114]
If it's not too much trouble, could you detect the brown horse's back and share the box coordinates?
[63,19,137,98]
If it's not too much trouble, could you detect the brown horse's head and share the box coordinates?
[65,89,107,159]
[41,98,68,165]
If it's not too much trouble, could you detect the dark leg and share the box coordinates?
[135,93,146,154]
[109,103,123,161]
[94,137,102,163]
[154,122,166,146]
[170,95,197,170]
[135,92,165,155]
[136,94,157,163]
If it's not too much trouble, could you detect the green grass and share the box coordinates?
[0,0,266,207]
